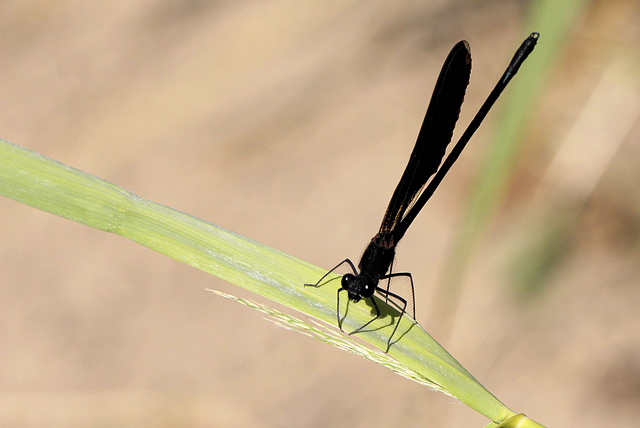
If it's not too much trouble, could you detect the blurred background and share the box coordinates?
[1,0,639,426]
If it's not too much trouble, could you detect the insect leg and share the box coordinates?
[304,258,357,288]
[375,286,408,352]
[348,296,381,336]
[379,271,415,319]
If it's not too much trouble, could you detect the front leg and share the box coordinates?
[304,258,358,288]
[347,296,381,336]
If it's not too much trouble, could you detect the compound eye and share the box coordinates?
[341,273,355,288]
[361,281,375,298]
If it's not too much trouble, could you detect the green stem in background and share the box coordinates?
[436,0,588,318]
[0,139,545,427]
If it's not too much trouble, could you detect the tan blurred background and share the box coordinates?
[2,1,640,426]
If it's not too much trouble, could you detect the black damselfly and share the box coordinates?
[306,33,539,352]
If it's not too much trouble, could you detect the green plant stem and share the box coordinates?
[437,0,588,319]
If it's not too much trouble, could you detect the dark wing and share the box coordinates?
[378,41,472,240]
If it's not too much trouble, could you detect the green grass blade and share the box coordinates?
[483,413,547,428]
[0,139,548,426]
